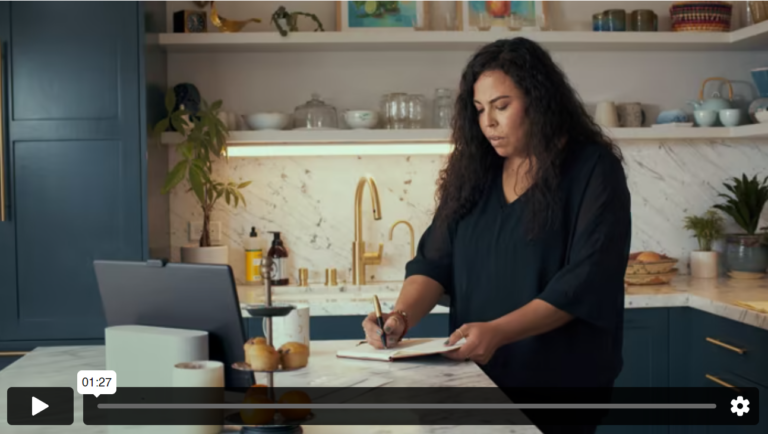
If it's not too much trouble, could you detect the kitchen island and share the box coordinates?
[0,340,540,434]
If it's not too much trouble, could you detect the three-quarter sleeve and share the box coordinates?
[537,150,632,330]
[404,219,455,295]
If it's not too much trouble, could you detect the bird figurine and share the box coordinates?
[210,1,261,33]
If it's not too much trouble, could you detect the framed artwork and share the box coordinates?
[336,1,429,31]
[458,1,547,31]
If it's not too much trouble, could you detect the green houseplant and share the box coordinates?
[683,209,725,278]
[713,174,768,276]
[154,89,251,264]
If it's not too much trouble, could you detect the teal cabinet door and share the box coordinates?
[596,309,670,434]
[0,2,146,345]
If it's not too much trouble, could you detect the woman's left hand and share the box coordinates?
[442,322,505,365]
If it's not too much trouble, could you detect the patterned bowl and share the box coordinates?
[670,1,732,32]
[626,252,679,275]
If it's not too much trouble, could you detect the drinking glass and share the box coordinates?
[477,12,492,31]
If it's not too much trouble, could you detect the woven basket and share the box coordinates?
[670,1,732,32]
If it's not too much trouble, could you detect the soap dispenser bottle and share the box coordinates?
[268,231,289,286]
[244,227,263,285]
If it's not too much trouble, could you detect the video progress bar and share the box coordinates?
[99,403,717,410]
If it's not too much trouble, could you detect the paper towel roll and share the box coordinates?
[171,361,224,434]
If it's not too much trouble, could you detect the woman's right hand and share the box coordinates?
[361,312,405,349]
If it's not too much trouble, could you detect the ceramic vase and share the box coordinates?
[724,234,768,275]
[180,245,229,265]
[690,251,719,278]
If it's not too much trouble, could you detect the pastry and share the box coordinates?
[278,390,312,420]
[278,342,309,369]
[245,342,280,371]
[636,251,662,262]
[243,337,268,366]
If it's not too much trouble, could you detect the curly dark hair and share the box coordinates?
[433,37,622,238]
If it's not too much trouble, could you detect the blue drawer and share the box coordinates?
[0,356,22,371]
[689,309,768,388]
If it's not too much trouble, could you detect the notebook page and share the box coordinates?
[394,337,466,356]
[337,338,462,360]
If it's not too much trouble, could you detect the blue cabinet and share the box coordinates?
[0,355,21,371]
[596,309,670,434]
[244,314,450,341]
[0,2,160,351]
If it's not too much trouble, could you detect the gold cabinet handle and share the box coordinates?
[0,351,29,357]
[0,44,6,222]
[705,374,738,390]
[706,337,746,355]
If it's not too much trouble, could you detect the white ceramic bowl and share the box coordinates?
[756,110,768,124]
[718,108,742,127]
[245,112,290,130]
[344,110,379,129]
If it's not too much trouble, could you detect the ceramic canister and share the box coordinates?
[603,9,626,31]
[617,103,645,127]
[629,10,658,31]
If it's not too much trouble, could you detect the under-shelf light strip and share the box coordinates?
[225,143,454,157]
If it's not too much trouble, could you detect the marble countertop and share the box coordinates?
[0,340,540,434]
[238,276,768,331]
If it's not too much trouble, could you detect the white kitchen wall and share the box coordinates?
[158,1,768,284]
[168,139,768,285]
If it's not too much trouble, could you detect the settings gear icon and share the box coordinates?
[731,396,750,417]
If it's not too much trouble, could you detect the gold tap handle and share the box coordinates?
[363,243,384,264]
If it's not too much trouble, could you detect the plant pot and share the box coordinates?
[180,244,229,265]
[690,251,719,278]
[724,234,768,274]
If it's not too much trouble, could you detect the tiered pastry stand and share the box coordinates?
[226,255,313,434]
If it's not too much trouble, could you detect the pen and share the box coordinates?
[373,295,387,349]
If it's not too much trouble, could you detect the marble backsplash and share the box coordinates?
[167,139,768,285]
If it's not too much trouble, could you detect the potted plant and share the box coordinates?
[154,89,251,265]
[713,174,768,277]
[683,209,725,278]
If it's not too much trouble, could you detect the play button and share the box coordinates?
[31,396,49,416]
[7,387,73,425]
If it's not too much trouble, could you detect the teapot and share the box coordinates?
[688,77,733,112]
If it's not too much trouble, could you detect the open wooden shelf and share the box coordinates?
[160,123,768,157]
[156,21,768,53]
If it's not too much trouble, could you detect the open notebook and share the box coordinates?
[336,337,466,362]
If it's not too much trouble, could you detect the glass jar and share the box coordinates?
[407,94,426,129]
[382,92,408,130]
[433,88,454,129]
[292,93,338,129]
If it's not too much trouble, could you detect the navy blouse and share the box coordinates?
[405,141,632,388]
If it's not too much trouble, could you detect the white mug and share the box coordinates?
[169,361,224,434]
[263,306,310,349]
[594,101,620,128]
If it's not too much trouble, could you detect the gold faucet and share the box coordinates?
[389,220,415,259]
[352,175,383,285]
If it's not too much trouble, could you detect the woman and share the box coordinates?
[362,37,631,433]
